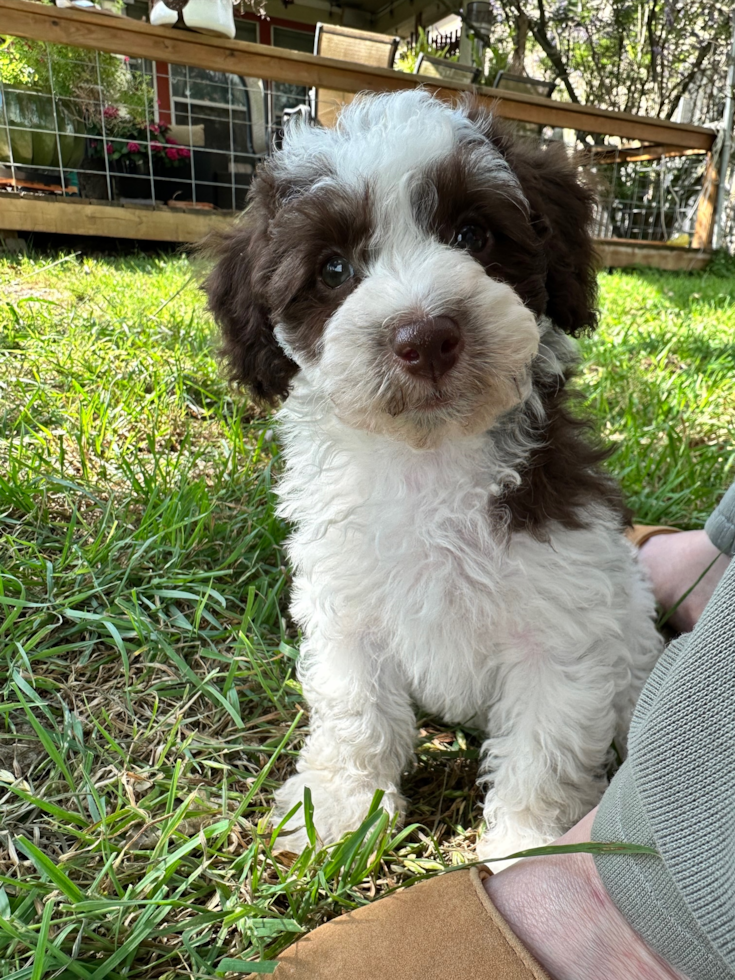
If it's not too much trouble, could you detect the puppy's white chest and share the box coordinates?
[281,427,518,718]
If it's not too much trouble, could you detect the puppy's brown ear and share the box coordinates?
[204,198,298,404]
[466,103,598,335]
[503,136,598,335]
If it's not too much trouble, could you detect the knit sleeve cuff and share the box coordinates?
[705,482,735,556]
[592,763,733,980]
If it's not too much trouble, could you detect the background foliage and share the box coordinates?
[468,0,732,122]
[0,38,153,132]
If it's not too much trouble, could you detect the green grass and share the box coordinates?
[585,269,735,526]
[0,251,733,978]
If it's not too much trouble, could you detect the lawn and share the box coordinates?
[0,251,733,979]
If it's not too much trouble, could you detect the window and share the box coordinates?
[271,26,315,52]
[270,26,313,121]
[171,66,254,154]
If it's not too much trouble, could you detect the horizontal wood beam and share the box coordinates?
[595,238,710,271]
[0,0,715,150]
[0,196,713,272]
[589,144,707,164]
[0,194,231,242]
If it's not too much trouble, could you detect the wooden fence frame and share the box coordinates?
[0,0,719,260]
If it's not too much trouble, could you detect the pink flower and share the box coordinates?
[148,123,160,134]
[167,136,178,144]
[103,105,119,119]
[127,141,141,153]
[124,56,130,63]
[165,146,179,160]
[105,142,114,154]
[150,142,163,152]
[178,147,191,159]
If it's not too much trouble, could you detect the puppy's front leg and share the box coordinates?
[273,636,415,852]
[477,641,618,865]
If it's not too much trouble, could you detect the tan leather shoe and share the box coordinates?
[625,524,680,549]
[275,867,550,979]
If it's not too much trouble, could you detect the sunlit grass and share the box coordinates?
[580,268,735,526]
[0,252,733,977]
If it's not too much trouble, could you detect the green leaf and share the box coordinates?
[30,898,55,980]
[14,838,84,904]
[217,960,277,975]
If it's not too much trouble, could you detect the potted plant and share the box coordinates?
[86,110,192,201]
[0,36,139,172]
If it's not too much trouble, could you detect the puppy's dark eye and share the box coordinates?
[454,224,489,253]
[321,256,354,288]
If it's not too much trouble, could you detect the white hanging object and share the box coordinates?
[149,0,236,39]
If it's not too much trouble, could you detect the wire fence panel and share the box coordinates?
[0,39,310,214]
[499,118,711,247]
[0,36,713,250]
[587,152,709,246]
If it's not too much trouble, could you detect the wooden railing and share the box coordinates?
[0,0,718,261]
[1,0,716,148]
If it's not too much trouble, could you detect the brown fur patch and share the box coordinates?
[203,165,373,404]
[462,100,599,336]
[421,148,549,317]
[265,185,373,364]
[204,173,297,404]
[496,368,629,538]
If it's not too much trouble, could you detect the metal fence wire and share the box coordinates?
[0,40,309,213]
[587,151,709,245]
[0,38,715,244]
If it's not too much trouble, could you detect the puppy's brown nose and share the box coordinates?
[392,316,463,381]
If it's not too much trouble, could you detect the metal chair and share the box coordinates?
[492,71,556,99]
[492,71,556,137]
[414,53,480,85]
[312,23,399,128]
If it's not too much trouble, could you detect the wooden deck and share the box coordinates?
[0,193,232,243]
[0,0,717,266]
[0,194,711,268]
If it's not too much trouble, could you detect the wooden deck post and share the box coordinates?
[692,153,719,250]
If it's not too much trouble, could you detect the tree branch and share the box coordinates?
[664,36,717,119]
[529,0,580,102]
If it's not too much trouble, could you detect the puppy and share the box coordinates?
[205,90,662,860]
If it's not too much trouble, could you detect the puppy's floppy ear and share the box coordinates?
[204,190,298,404]
[503,136,598,335]
[466,103,598,335]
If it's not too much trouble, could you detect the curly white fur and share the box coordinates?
[259,91,664,861]
[274,326,661,861]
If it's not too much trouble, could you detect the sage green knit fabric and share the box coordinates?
[593,485,735,980]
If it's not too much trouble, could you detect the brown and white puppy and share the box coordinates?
[206,91,662,861]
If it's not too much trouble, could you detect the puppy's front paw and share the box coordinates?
[476,825,554,872]
[272,770,405,853]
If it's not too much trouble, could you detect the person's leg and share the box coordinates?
[589,551,735,979]
[637,482,735,632]
[483,808,686,980]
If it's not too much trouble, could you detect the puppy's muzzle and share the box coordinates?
[391,316,463,383]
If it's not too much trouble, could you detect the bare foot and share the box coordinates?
[484,808,687,980]
[638,530,730,633]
